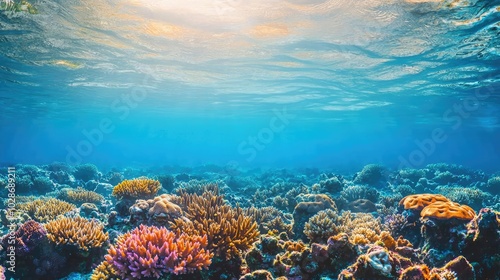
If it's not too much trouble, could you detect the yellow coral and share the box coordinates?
[338,211,383,245]
[112,178,161,199]
[170,190,259,259]
[61,187,104,205]
[45,216,108,251]
[304,209,340,243]
[18,198,76,222]
[90,260,118,280]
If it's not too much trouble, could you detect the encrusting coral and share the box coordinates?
[17,198,76,222]
[170,189,259,259]
[45,216,109,251]
[112,177,161,199]
[105,225,213,279]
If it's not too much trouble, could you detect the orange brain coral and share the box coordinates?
[399,194,450,211]
[420,201,476,220]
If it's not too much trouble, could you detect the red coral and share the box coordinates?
[105,225,213,279]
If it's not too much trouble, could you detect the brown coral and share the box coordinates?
[170,190,259,259]
[17,198,76,222]
[112,177,161,199]
[60,187,104,205]
[338,211,383,245]
[420,201,476,220]
[45,216,108,251]
[399,194,450,211]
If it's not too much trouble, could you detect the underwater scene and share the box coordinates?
[1,0,500,279]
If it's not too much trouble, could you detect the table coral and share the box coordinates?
[105,225,213,279]
[112,177,161,199]
[17,198,76,222]
[45,216,108,251]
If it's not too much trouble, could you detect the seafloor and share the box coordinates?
[0,163,499,280]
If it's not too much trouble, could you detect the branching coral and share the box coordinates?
[45,216,108,251]
[17,198,76,222]
[338,211,383,245]
[244,206,292,235]
[112,177,161,199]
[304,209,341,243]
[90,260,119,280]
[59,187,104,205]
[170,190,259,259]
[105,225,212,279]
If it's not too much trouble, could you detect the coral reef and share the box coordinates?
[105,225,213,279]
[45,216,108,251]
[17,198,76,222]
[292,193,337,240]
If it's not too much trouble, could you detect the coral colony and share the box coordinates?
[0,163,499,279]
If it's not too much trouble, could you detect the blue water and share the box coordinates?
[1,0,499,171]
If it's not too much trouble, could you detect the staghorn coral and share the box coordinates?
[45,216,108,251]
[59,187,104,205]
[105,225,212,279]
[17,198,76,222]
[303,209,341,243]
[112,177,161,199]
[90,260,119,280]
[170,190,259,259]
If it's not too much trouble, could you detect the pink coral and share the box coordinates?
[105,225,213,279]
